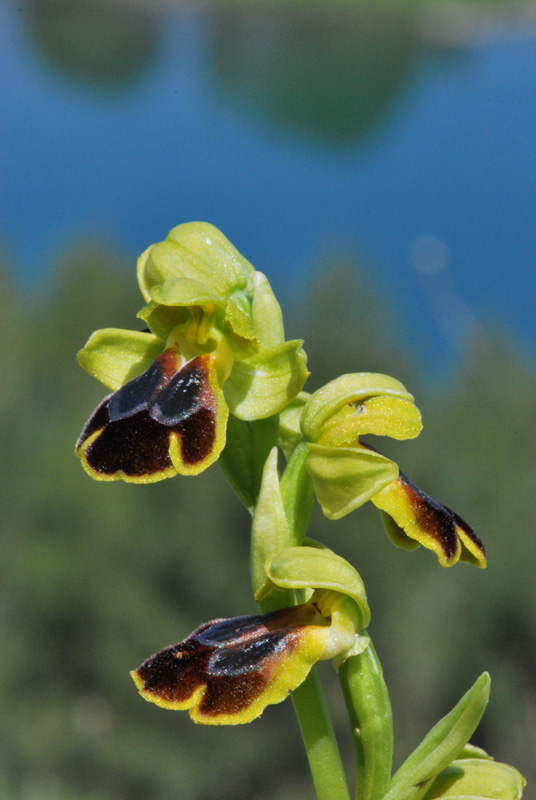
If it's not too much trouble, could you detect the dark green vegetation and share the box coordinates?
[1,244,534,799]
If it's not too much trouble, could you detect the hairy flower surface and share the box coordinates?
[371,468,485,568]
[289,374,486,568]
[131,592,364,725]
[77,348,226,479]
[76,223,308,482]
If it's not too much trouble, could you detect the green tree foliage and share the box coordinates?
[1,244,534,798]
[207,6,424,145]
[25,0,159,88]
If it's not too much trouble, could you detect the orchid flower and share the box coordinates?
[280,375,486,568]
[132,544,370,725]
[76,222,308,482]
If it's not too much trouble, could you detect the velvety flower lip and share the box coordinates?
[131,603,329,725]
[372,469,486,568]
[131,543,370,724]
[76,347,227,482]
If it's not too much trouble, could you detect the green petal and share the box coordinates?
[137,302,186,340]
[224,340,309,421]
[136,224,288,345]
[77,328,164,390]
[306,442,398,520]
[149,278,258,342]
[319,395,422,446]
[301,373,416,443]
[423,758,526,800]
[263,545,370,629]
[251,271,285,347]
[137,222,254,302]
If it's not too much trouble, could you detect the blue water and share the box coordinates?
[1,4,535,375]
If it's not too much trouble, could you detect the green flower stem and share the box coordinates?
[258,592,350,800]
[232,429,351,800]
[292,668,352,800]
[338,636,393,800]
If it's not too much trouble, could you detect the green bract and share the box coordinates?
[423,758,526,800]
[384,673,491,800]
[249,447,370,666]
[76,223,308,483]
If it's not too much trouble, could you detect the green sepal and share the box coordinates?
[219,415,279,513]
[224,340,309,421]
[301,373,416,443]
[306,442,398,520]
[383,673,491,800]
[279,392,309,457]
[422,758,526,800]
[280,442,315,548]
[250,448,291,597]
[77,328,164,390]
[251,271,285,347]
[262,545,370,629]
[150,277,223,307]
[137,221,254,302]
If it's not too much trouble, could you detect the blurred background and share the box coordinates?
[1,0,536,798]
